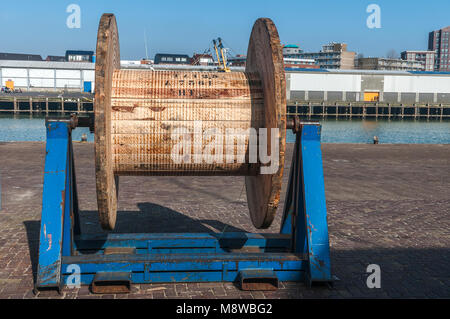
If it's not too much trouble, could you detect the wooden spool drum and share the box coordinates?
[94,14,286,230]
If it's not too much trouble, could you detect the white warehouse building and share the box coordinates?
[0,60,95,92]
[3,60,450,104]
[286,69,450,104]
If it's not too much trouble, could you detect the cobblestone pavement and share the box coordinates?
[0,142,449,299]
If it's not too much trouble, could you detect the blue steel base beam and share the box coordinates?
[62,252,305,284]
[74,232,292,254]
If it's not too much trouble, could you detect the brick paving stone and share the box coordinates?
[0,142,449,299]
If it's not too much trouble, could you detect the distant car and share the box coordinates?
[0,87,21,94]
[1,86,12,93]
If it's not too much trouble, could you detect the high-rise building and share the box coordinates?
[428,26,450,71]
[401,51,435,71]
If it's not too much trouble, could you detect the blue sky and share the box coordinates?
[0,0,449,60]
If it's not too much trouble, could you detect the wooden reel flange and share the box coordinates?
[94,13,286,230]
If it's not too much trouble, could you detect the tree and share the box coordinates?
[386,49,399,59]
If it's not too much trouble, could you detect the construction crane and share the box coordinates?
[213,38,230,72]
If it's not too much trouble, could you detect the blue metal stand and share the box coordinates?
[36,119,331,292]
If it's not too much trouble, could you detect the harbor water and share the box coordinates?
[0,114,449,144]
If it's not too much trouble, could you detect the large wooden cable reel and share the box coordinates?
[94,14,286,231]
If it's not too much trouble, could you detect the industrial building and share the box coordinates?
[2,52,450,101]
[0,60,95,92]
[429,26,450,71]
[286,68,450,104]
[0,52,43,61]
[1,50,95,64]
[46,56,66,62]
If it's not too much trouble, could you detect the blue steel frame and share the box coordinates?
[36,120,331,291]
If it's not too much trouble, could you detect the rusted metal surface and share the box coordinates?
[91,272,131,294]
[286,116,301,133]
[238,269,279,291]
[104,247,136,255]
